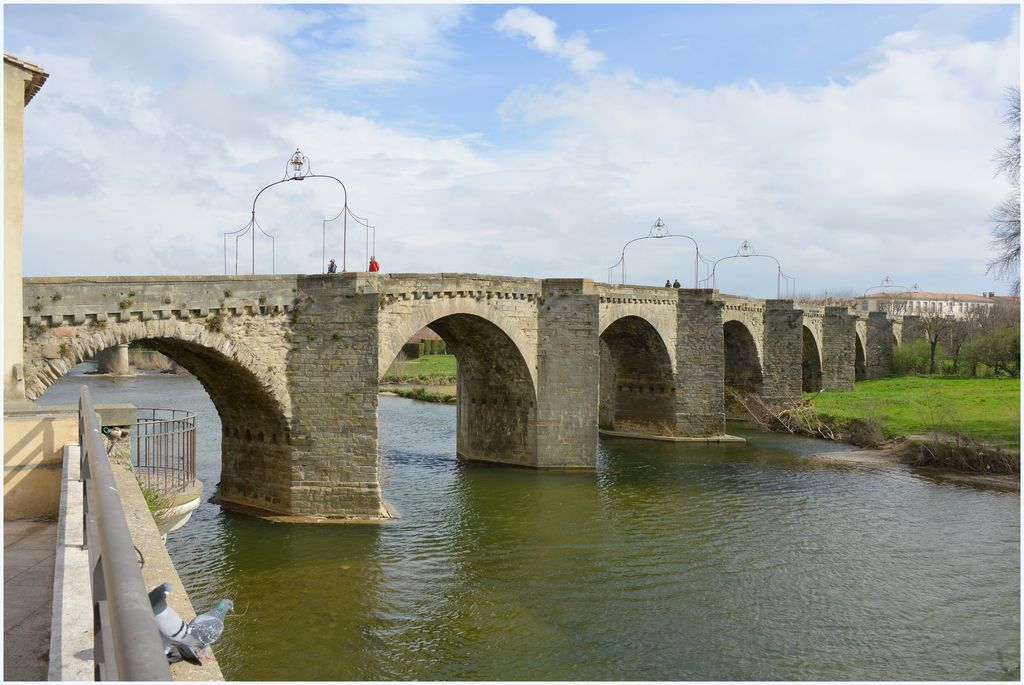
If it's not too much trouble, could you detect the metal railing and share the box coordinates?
[79,386,172,680]
[132,408,197,495]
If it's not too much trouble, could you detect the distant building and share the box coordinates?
[854,290,1011,319]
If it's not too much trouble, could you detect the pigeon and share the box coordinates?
[148,582,202,665]
[183,599,234,654]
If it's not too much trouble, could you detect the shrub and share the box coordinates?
[206,313,223,333]
[845,418,886,448]
[895,435,1020,474]
[893,338,939,375]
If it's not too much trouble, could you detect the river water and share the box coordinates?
[39,368,1020,681]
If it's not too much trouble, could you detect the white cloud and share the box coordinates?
[491,19,1020,295]
[494,7,605,74]
[10,5,1021,299]
[314,5,468,88]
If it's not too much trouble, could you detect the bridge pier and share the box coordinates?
[675,290,726,435]
[213,275,385,520]
[534,279,600,467]
[865,312,894,379]
[278,277,385,518]
[821,306,857,391]
[761,300,803,408]
[94,343,131,375]
[899,314,924,343]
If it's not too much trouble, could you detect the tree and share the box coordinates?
[962,324,1021,377]
[987,86,1021,295]
[919,312,954,374]
[876,294,909,315]
[973,298,1020,335]
[943,316,976,374]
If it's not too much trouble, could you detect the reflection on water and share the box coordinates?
[39,369,1020,680]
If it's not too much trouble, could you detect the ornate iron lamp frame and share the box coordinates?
[606,218,712,287]
[700,240,796,299]
[223,149,373,275]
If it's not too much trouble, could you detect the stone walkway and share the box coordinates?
[4,519,57,682]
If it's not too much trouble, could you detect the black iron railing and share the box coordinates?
[79,386,172,680]
[132,408,197,495]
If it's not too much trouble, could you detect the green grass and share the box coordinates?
[809,376,1020,449]
[384,354,457,381]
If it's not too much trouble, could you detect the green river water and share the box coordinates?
[40,370,1020,680]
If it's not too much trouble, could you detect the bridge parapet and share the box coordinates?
[23,276,301,328]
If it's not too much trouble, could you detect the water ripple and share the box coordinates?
[37,377,1021,681]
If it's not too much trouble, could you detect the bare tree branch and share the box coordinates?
[996,86,1021,186]
[988,86,1021,295]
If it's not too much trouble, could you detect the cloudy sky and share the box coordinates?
[5,3,1020,299]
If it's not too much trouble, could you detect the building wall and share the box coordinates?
[858,294,996,320]
[4,409,77,519]
[4,62,30,403]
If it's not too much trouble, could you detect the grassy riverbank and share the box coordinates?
[809,376,1020,449]
[382,354,457,382]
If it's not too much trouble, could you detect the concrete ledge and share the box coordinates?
[108,455,224,681]
[599,429,746,444]
[48,445,92,681]
[157,480,204,535]
[94,403,137,428]
[50,441,224,681]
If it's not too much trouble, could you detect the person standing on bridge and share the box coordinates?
[327,258,337,274]
[672,278,681,288]
[665,279,672,287]
[368,256,380,273]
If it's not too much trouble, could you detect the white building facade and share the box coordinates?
[855,291,1008,319]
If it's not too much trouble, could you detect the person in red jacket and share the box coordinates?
[368,256,380,273]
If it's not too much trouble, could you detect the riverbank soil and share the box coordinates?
[809,446,1019,491]
[809,376,1020,449]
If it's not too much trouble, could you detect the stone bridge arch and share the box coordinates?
[597,293,678,371]
[722,319,763,412]
[855,335,867,381]
[24,318,295,514]
[377,295,538,390]
[426,313,538,465]
[802,325,823,392]
[598,315,676,436]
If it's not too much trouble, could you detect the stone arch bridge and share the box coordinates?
[22,274,917,520]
